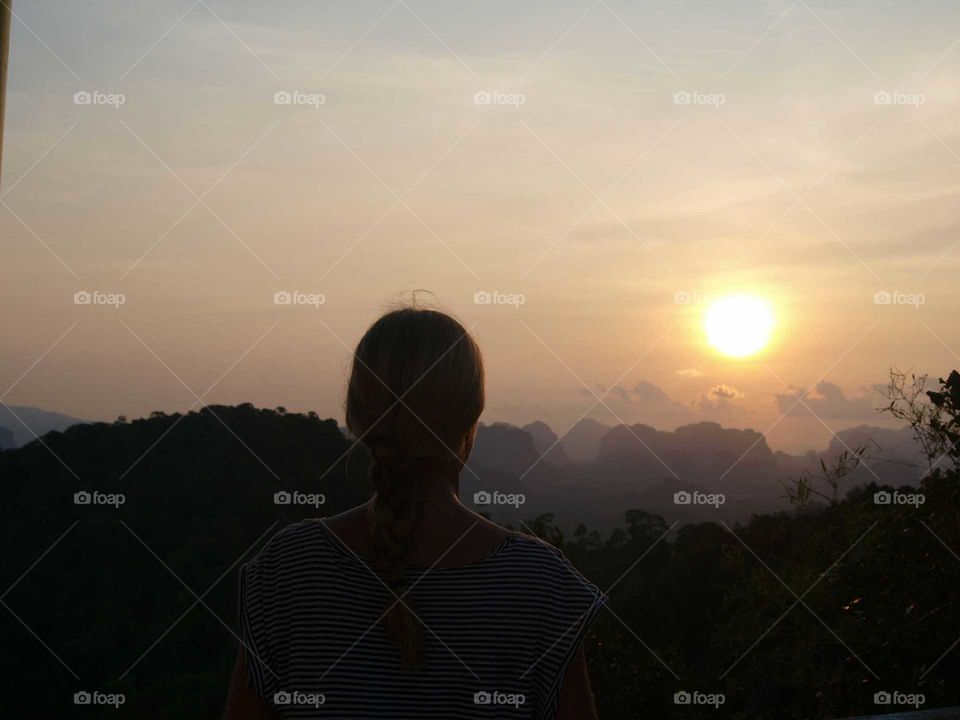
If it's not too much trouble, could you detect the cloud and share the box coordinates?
[709,384,744,400]
[632,380,673,403]
[578,384,630,402]
[697,383,746,415]
[579,380,694,427]
[774,381,880,419]
[608,385,631,402]
[675,368,704,378]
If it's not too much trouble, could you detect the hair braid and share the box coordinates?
[369,440,423,667]
[344,305,485,670]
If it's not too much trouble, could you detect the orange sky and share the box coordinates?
[2,1,959,452]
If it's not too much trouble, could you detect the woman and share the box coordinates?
[224,306,606,719]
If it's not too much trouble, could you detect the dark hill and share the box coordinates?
[0,404,369,719]
[0,405,87,448]
[522,420,571,464]
[0,425,13,450]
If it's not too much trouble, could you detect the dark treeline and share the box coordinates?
[0,373,958,719]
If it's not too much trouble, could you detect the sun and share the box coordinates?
[705,295,775,358]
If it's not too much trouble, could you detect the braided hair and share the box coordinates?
[345,305,485,668]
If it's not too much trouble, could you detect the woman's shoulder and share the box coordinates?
[243,517,337,575]
[504,533,606,598]
[506,531,589,570]
[255,504,367,555]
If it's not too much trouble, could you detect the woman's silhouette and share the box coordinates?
[225,306,606,719]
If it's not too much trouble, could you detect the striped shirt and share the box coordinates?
[238,519,607,719]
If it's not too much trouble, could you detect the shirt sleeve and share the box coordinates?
[237,540,282,703]
[536,546,608,720]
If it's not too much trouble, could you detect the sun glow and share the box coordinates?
[705,295,775,358]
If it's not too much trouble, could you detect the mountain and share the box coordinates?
[781,424,927,495]
[469,422,542,475]
[522,420,571,464]
[0,404,369,718]
[463,420,792,530]
[0,405,87,448]
[0,403,953,719]
[598,421,780,490]
[830,424,926,483]
[464,419,922,532]
[560,418,611,463]
[0,425,14,450]
[464,422,564,524]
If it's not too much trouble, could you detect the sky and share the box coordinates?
[1,0,959,453]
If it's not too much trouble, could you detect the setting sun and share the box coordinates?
[705,295,775,358]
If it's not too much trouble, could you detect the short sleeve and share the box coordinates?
[237,540,282,703]
[536,547,608,719]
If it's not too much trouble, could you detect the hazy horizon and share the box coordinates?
[3,1,959,455]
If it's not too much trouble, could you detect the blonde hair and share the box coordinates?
[345,306,485,667]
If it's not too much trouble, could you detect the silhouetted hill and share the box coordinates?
[0,404,369,719]
[522,420,571,464]
[828,424,926,486]
[0,400,953,719]
[598,421,780,491]
[464,422,567,525]
[0,405,87,448]
[0,425,14,450]
[461,419,921,531]
[560,418,611,462]
[462,420,789,530]
[469,422,542,474]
